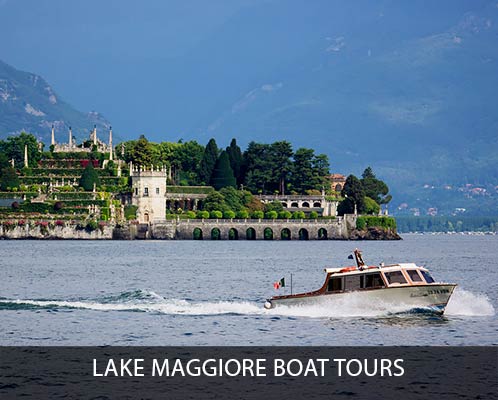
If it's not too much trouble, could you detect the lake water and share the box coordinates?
[0,234,496,345]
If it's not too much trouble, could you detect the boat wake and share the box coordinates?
[0,288,494,318]
[0,290,263,316]
[444,288,495,316]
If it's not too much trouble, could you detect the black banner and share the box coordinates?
[0,347,496,399]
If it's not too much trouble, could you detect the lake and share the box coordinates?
[0,234,496,345]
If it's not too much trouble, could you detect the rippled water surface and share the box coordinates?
[0,235,496,345]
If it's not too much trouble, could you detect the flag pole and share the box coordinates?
[291,273,293,295]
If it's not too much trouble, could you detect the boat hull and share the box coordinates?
[265,284,457,314]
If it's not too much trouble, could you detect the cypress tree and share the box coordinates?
[226,138,243,185]
[79,163,100,191]
[199,138,218,184]
[210,151,236,190]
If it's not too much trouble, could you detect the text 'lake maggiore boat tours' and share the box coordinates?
[264,250,457,314]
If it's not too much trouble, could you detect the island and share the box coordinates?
[0,129,399,240]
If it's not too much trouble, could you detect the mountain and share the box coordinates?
[173,0,498,215]
[0,59,110,144]
[1,0,497,215]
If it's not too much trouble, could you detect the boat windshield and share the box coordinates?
[407,269,423,282]
[421,271,435,283]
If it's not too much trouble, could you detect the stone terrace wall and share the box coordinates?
[153,216,357,240]
[0,224,114,239]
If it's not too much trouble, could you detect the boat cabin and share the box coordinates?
[323,263,436,293]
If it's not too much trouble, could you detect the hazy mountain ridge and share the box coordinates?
[191,1,498,214]
[0,60,110,143]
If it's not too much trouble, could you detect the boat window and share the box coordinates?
[327,277,342,292]
[384,271,407,285]
[344,275,361,291]
[362,273,385,288]
[421,271,435,283]
[407,270,422,282]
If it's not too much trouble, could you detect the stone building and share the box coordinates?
[50,124,113,157]
[328,173,347,192]
[258,194,338,217]
[131,166,167,223]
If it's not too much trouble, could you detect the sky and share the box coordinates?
[0,0,265,140]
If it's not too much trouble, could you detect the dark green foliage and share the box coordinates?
[223,210,236,219]
[271,141,293,194]
[309,211,319,219]
[210,151,236,190]
[278,210,292,219]
[363,196,380,215]
[210,210,223,219]
[0,152,9,169]
[199,138,219,184]
[361,167,391,205]
[203,191,228,212]
[196,210,210,219]
[264,201,283,213]
[226,138,243,185]
[166,186,214,194]
[19,202,52,213]
[53,201,63,211]
[356,216,397,230]
[243,141,293,194]
[219,187,244,211]
[265,210,278,219]
[290,148,330,193]
[124,205,138,220]
[252,210,264,219]
[0,167,20,190]
[211,228,221,239]
[0,132,41,168]
[237,210,249,219]
[339,175,365,215]
[264,227,273,240]
[193,227,203,239]
[396,216,498,233]
[79,163,100,191]
[85,220,98,232]
[292,211,306,219]
[128,135,156,166]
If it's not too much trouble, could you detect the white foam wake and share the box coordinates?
[444,288,495,316]
[0,288,494,318]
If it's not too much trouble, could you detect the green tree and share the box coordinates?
[0,132,41,168]
[0,167,20,190]
[364,196,380,215]
[79,163,100,191]
[203,191,228,212]
[210,151,236,190]
[360,167,391,204]
[199,138,219,184]
[226,138,243,185]
[264,201,284,213]
[291,148,330,193]
[124,135,157,166]
[338,175,365,215]
[243,142,272,193]
[270,141,293,194]
[219,186,244,212]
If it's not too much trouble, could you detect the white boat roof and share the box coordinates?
[324,263,427,274]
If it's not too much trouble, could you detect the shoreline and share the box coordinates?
[0,217,401,240]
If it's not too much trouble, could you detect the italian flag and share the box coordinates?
[273,277,285,290]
